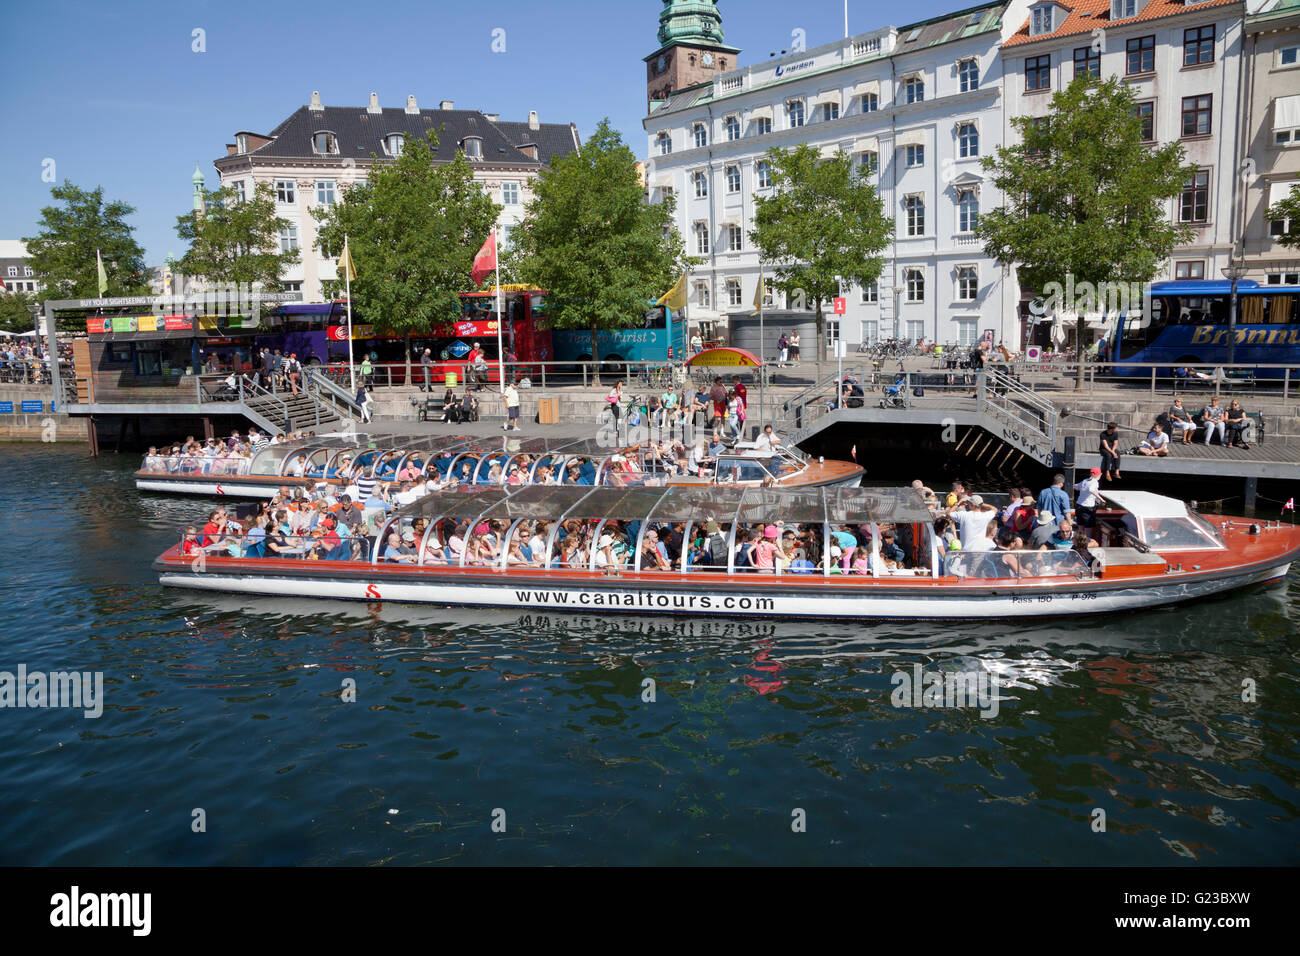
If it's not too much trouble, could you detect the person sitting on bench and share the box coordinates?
[1224,399,1251,449]
[1168,397,1196,445]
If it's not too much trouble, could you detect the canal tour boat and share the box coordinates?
[135,433,864,498]
[153,486,1300,621]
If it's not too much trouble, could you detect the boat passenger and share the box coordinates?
[642,530,672,571]
[382,530,418,564]
[593,534,624,570]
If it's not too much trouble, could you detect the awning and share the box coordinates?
[955,117,979,132]
[851,79,880,98]
[686,346,763,368]
[819,144,841,159]
[813,90,840,107]
[749,105,773,121]
[899,70,925,83]
[1268,180,1298,208]
[1274,94,1300,130]
[854,136,879,153]
[895,129,926,148]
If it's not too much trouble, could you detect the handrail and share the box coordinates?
[304,367,362,420]
[237,375,293,433]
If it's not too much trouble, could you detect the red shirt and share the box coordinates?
[200,521,222,546]
[734,382,747,404]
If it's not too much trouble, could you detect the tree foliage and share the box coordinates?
[1267,184,1300,249]
[175,182,298,288]
[24,181,150,299]
[749,144,892,361]
[0,290,40,335]
[313,130,499,338]
[976,76,1196,376]
[508,118,690,368]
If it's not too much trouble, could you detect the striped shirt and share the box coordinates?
[355,475,377,499]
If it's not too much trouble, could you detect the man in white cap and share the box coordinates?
[951,494,998,549]
[593,533,621,569]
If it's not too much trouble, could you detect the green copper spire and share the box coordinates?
[658,0,726,47]
[192,163,205,213]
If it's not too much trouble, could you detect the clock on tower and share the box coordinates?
[644,1,741,109]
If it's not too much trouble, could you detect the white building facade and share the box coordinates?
[644,3,1015,350]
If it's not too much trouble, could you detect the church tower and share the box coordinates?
[644,1,741,109]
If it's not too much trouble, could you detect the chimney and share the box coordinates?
[528,110,540,131]
[309,90,323,111]
[439,99,455,110]
[405,94,419,114]
[367,92,381,114]
[484,112,499,122]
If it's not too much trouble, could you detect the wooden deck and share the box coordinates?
[1067,435,1300,480]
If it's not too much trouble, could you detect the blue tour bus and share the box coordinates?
[551,305,684,369]
[1108,279,1300,376]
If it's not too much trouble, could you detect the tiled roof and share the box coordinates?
[1004,0,1240,48]
[217,106,576,168]
[491,120,582,166]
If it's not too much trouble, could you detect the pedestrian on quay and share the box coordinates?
[1099,421,1123,481]
[503,381,521,431]
[420,348,433,393]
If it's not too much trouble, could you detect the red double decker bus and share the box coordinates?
[325,288,551,386]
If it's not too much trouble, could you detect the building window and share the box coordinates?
[1026,55,1051,91]
[1182,94,1212,136]
[1174,261,1205,279]
[694,222,710,255]
[957,190,979,232]
[725,165,741,193]
[23,266,32,277]
[275,179,296,204]
[958,58,979,92]
[1280,45,1299,67]
[1074,46,1100,79]
[727,224,743,251]
[1112,0,1138,19]
[693,170,708,198]
[1269,190,1296,236]
[384,133,405,157]
[756,160,772,188]
[233,180,246,203]
[279,225,299,253]
[860,320,879,345]
[1179,169,1210,223]
[725,116,741,141]
[905,144,925,168]
[695,280,711,309]
[787,100,805,128]
[755,116,772,135]
[5,266,15,277]
[905,195,926,236]
[693,123,708,148]
[905,268,925,302]
[1133,101,1155,142]
[826,318,840,349]
[312,131,338,155]
[236,133,248,154]
[822,102,840,122]
[727,278,742,307]
[1030,5,1056,36]
[502,181,521,205]
[861,92,879,112]
[1127,36,1155,75]
[956,265,979,300]
[957,123,979,158]
[902,77,925,104]
[315,180,336,206]
[859,151,878,177]
[956,319,978,347]
[462,137,483,159]
[1184,25,1215,66]
[282,281,302,293]
[1267,271,1300,284]
[657,132,672,156]
[861,279,879,303]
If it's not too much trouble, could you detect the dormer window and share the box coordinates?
[383,133,405,157]
[462,136,483,160]
[312,131,339,155]
[236,134,248,154]
[1029,4,1057,37]
[1111,0,1139,20]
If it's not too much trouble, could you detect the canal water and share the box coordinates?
[1,444,1297,865]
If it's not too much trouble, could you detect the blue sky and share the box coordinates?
[1,0,959,264]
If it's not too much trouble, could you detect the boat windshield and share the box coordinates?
[715,456,776,483]
[945,549,1091,580]
[1139,514,1224,551]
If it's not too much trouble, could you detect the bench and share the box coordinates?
[411,396,445,422]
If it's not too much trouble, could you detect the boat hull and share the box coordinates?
[156,558,1291,621]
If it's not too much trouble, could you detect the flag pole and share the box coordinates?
[494,230,504,393]
[344,234,355,396]
[758,265,766,433]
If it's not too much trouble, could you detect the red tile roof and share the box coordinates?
[1003,0,1240,48]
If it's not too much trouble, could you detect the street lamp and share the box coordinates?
[1221,254,1248,367]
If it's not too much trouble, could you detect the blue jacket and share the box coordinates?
[1038,485,1070,522]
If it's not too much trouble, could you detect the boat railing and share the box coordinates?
[142,453,254,477]
[943,548,1091,580]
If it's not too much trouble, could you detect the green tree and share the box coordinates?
[749,144,892,362]
[24,181,150,299]
[175,182,298,288]
[976,76,1196,384]
[1267,184,1300,249]
[0,290,40,335]
[314,130,499,380]
[508,118,690,382]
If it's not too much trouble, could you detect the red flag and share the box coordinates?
[1285,498,1295,511]
[850,444,857,461]
[0,277,6,292]
[471,232,497,287]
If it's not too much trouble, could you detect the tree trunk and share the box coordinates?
[590,327,601,389]
[1074,315,1085,390]
[816,300,826,364]
[405,332,412,388]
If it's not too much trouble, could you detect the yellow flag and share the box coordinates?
[96,249,108,296]
[751,273,765,316]
[340,236,357,282]
[657,272,688,311]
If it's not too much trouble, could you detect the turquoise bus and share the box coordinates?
[1108,279,1300,375]
[551,305,684,371]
